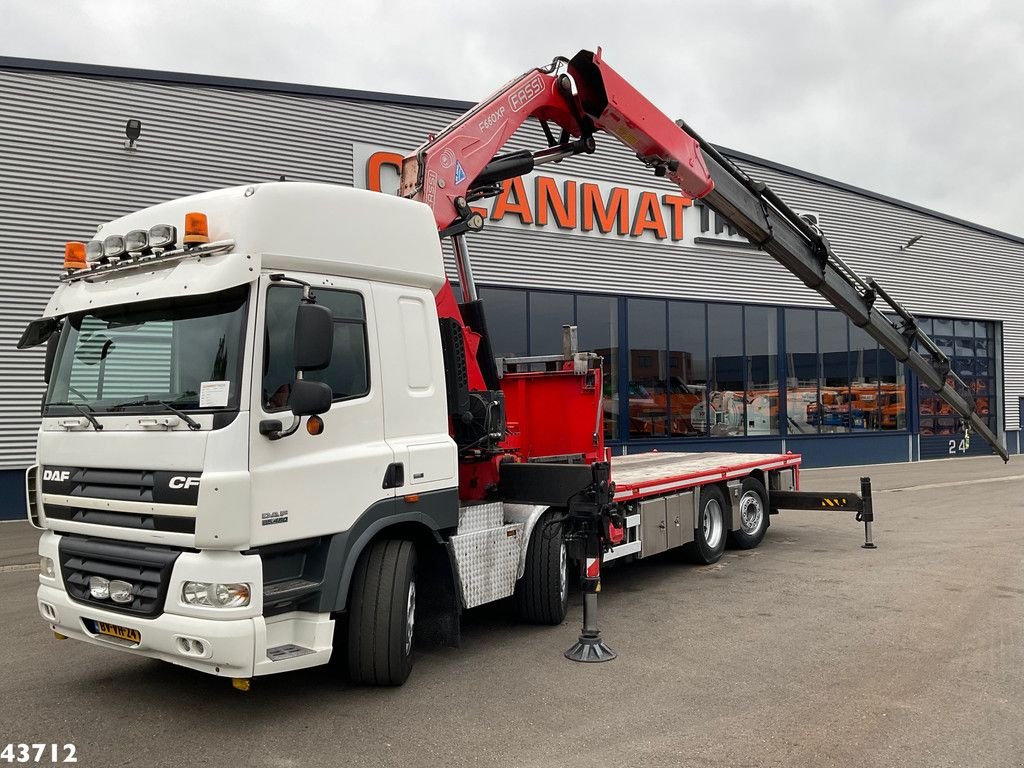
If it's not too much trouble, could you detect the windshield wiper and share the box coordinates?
[107,394,202,431]
[47,401,103,431]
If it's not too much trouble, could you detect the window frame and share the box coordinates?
[261,283,372,414]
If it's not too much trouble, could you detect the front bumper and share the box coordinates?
[38,532,335,678]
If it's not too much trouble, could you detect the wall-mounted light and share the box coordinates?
[124,119,142,150]
[899,234,923,251]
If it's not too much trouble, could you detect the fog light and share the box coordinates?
[89,576,110,600]
[108,579,134,604]
[40,556,55,578]
[182,581,251,608]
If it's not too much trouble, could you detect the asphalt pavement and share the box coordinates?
[1,455,1022,767]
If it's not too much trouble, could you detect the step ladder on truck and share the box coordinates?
[19,48,1006,688]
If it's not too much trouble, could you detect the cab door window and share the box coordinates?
[263,285,369,411]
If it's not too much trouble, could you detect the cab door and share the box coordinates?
[249,273,395,545]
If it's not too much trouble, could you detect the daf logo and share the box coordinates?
[43,470,71,482]
[169,476,200,490]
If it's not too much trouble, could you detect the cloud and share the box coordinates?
[3,0,1022,235]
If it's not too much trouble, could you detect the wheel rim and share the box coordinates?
[404,579,416,656]
[739,490,764,534]
[703,499,724,549]
[559,539,568,604]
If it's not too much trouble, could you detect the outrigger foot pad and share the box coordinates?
[565,631,616,663]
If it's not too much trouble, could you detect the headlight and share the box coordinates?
[89,576,110,600]
[102,234,126,260]
[108,579,134,604]
[148,224,177,249]
[181,581,251,608]
[40,556,55,578]
[125,229,149,253]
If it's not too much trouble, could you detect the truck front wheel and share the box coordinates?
[514,511,568,625]
[681,486,728,564]
[347,538,418,686]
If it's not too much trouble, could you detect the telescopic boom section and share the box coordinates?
[674,121,1008,461]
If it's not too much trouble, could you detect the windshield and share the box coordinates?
[44,285,249,416]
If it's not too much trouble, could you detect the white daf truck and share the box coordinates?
[20,49,998,688]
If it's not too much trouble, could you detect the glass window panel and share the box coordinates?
[669,301,707,437]
[849,324,880,431]
[528,291,574,356]
[785,308,817,435]
[745,306,778,435]
[817,311,850,433]
[577,295,619,441]
[708,304,744,436]
[478,287,527,357]
[628,299,668,438]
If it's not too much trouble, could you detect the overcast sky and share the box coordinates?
[4,0,1022,236]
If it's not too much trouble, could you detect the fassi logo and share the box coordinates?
[42,470,70,482]
[169,476,200,490]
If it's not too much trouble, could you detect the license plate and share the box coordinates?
[94,621,141,643]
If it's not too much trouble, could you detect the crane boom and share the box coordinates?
[679,123,1007,461]
[400,47,1007,463]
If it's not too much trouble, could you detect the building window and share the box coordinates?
[707,303,744,436]
[478,287,528,358]
[785,308,818,435]
[919,316,997,440]
[668,301,708,437]
[577,294,619,441]
[528,291,574,355]
[745,305,779,435]
[627,298,668,438]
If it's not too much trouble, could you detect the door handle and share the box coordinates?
[382,463,405,489]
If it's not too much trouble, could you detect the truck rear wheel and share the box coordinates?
[514,512,568,625]
[347,538,418,686]
[681,485,727,564]
[728,477,769,549]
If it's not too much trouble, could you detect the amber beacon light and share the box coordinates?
[183,212,210,245]
[63,241,87,270]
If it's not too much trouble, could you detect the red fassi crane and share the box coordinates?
[399,48,1007,477]
[398,49,719,500]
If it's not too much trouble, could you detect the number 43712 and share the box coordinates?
[0,744,77,763]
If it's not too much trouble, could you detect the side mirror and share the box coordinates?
[294,303,333,371]
[288,379,333,416]
[43,325,62,384]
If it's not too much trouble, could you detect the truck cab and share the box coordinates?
[29,182,461,681]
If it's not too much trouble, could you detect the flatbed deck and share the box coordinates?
[610,451,801,501]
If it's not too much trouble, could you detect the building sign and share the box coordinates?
[353,143,752,249]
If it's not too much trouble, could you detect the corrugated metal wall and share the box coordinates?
[2,62,1022,471]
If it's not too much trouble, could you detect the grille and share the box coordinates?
[66,468,158,503]
[45,504,195,534]
[59,536,182,617]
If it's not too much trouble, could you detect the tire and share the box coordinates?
[728,477,769,550]
[681,485,728,564]
[346,538,418,686]
[514,512,568,625]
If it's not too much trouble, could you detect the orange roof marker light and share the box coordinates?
[183,212,210,245]
[64,241,87,270]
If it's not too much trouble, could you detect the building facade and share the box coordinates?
[1,57,1021,519]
